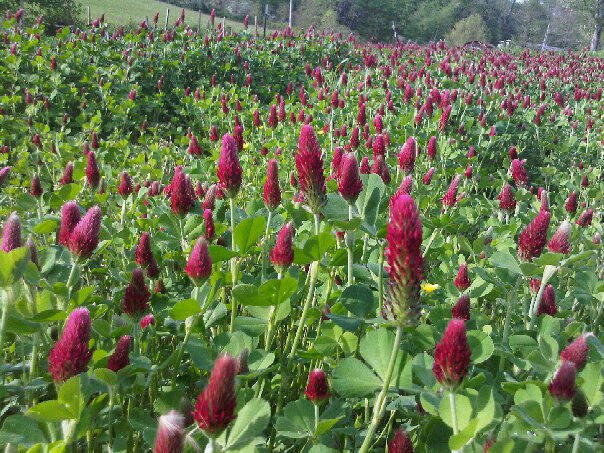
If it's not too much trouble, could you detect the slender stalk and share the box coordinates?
[422,227,439,259]
[346,204,354,286]
[229,197,238,333]
[119,197,127,226]
[449,392,460,453]
[572,433,581,453]
[313,403,320,440]
[261,210,273,281]
[0,288,13,359]
[377,242,385,316]
[66,259,79,302]
[205,437,216,453]
[265,271,282,351]
[289,260,318,359]
[358,326,402,453]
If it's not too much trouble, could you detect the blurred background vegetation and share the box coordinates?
[1,0,602,50]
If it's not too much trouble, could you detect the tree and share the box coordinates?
[567,0,604,49]
[446,13,489,45]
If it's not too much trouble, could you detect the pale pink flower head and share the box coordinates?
[548,220,572,254]
[1,212,22,252]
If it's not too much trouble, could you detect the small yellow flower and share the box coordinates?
[317,129,326,135]
[421,282,439,293]
[243,142,250,150]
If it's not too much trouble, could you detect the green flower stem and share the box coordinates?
[119,197,127,227]
[358,326,402,453]
[0,287,14,360]
[528,265,558,330]
[346,204,354,287]
[66,259,79,303]
[422,227,440,259]
[449,391,461,453]
[261,210,273,281]
[265,271,282,351]
[313,403,320,441]
[377,242,385,316]
[572,433,581,453]
[289,260,319,359]
[229,197,238,333]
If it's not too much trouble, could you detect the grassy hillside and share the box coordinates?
[78,0,245,31]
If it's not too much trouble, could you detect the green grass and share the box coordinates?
[78,0,245,31]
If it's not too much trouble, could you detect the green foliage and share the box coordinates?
[446,13,490,46]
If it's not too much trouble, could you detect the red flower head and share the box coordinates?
[454,263,471,291]
[270,221,295,274]
[154,411,185,453]
[565,191,578,214]
[263,159,281,211]
[58,201,81,247]
[0,166,10,188]
[360,156,371,174]
[338,153,363,204]
[86,151,101,187]
[26,235,38,268]
[169,166,196,216]
[537,284,557,316]
[48,307,93,382]
[140,313,156,329]
[350,126,360,149]
[330,147,344,179]
[581,174,589,187]
[452,294,470,320]
[68,205,102,259]
[304,368,330,403]
[373,134,386,156]
[576,209,593,227]
[185,237,212,284]
[548,220,572,254]
[509,146,518,159]
[529,278,541,294]
[187,133,202,156]
[268,104,278,127]
[387,428,414,453]
[373,114,383,133]
[135,232,154,267]
[439,105,452,131]
[497,184,516,211]
[203,209,215,241]
[119,171,133,197]
[296,125,326,214]
[202,184,217,211]
[372,154,391,184]
[465,165,473,179]
[427,136,437,160]
[548,361,576,402]
[560,333,591,371]
[422,168,435,185]
[107,335,131,372]
[395,175,413,197]
[232,125,244,152]
[441,175,462,208]
[510,159,528,188]
[1,212,22,252]
[432,319,471,389]
[217,134,243,198]
[398,137,417,174]
[60,162,74,185]
[123,268,150,316]
[383,194,424,326]
[192,354,237,436]
[91,131,99,149]
[518,208,551,261]
[30,173,43,197]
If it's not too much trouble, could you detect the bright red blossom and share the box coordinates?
[548,361,576,401]
[383,194,424,326]
[270,222,295,273]
[432,319,471,388]
[153,411,185,453]
[518,209,551,260]
[48,308,93,382]
[387,428,414,453]
[217,134,242,198]
[185,237,212,283]
[263,159,281,211]
[122,268,150,316]
[107,335,131,371]
[304,368,330,403]
[192,354,237,436]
